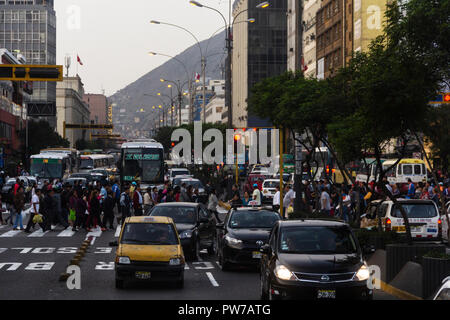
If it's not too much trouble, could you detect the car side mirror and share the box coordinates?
[109,241,118,247]
[260,244,271,254]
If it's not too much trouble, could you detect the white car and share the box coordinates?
[433,276,450,300]
[262,179,280,203]
[361,199,442,240]
[168,168,191,184]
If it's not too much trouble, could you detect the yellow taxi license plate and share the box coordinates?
[318,290,336,299]
[135,272,151,279]
[252,251,262,259]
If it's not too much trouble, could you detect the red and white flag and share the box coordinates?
[195,73,201,81]
[77,54,83,66]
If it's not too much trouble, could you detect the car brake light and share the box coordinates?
[385,218,392,232]
[438,219,442,237]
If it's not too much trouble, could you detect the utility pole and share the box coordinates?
[202,56,206,123]
[226,25,233,128]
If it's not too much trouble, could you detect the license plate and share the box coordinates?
[318,290,336,299]
[411,226,422,232]
[252,251,262,259]
[135,271,151,280]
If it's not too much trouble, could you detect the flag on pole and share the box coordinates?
[195,73,200,81]
[77,55,83,66]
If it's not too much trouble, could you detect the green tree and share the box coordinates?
[19,120,69,157]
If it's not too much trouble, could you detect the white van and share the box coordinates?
[361,199,442,240]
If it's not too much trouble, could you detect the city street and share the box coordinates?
[0,212,401,300]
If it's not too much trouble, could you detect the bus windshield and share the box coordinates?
[80,158,94,169]
[30,159,63,179]
[122,148,164,184]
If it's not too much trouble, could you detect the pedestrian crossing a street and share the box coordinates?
[0,225,116,239]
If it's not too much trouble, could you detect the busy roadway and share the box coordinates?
[1,143,449,301]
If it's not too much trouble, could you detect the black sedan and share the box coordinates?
[216,208,281,271]
[148,203,217,260]
[259,220,373,300]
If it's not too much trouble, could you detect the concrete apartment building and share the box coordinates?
[56,76,90,147]
[316,0,353,79]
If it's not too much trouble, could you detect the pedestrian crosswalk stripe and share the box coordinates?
[85,227,102,241]
[0,230,22,238]
[114,225,121,238]
[57,229,76,237]
[28,229,49,237]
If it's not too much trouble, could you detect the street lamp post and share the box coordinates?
[150,21,204,124]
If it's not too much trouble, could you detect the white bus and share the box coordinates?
[120,139,165,189]
[30,153,74,181]
[79,154,115,172]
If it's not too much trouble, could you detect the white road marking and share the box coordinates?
[114,225,121,238]
[57,229,76,237]
[28,229,49,238]
[85,227,102,244]
[206,272,219,287]
[184,264,190,270]
[0,230,22,238]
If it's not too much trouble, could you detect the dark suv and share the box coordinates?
[149,203,217,260]
[259,220,373,300]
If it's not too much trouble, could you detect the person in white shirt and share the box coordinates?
[24,189,41,233]
[283,185,295,218]
[252,184,262,206]
[320,187,332,215]
[272,186,280,213]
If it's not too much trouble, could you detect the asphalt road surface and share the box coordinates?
[0,211,403,300]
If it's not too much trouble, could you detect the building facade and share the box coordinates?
[287,0,301,72]
[353,0,387,53]
[82,93,109,136]
[56,76,90,148]
[0,0,57,126]
[232,0,287,128]
[316,0,353,79]
[0,49,28,170]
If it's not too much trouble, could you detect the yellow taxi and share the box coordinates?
[110,216,185,289]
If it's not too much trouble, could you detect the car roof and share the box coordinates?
[125,216,173,224]
[278,219,347,228]
[382,199,437,205]
[154,202,199,208]
[232,206,277,212]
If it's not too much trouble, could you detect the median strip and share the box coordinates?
[380,280,423,300]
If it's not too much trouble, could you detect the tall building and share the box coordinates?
[0,49,28,169]
[56,76,90,148]
[287,0,301,72]
[0,0,57,126]
[232,0,287,128]
[316,0,353,79]
[353,0,387,53]
[83,93,109,136]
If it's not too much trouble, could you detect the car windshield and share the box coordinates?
[264,181,279,188]
[182,180,204,189]
[229,210,280,229]
[150,206,197,224]
[121,223,178,245]
[172,170,189,177]
[392,203,438,218]
[279,226,358,255]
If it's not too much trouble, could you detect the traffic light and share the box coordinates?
[0,64,63,81]
[429,93,450,104]
[234,134,241,141]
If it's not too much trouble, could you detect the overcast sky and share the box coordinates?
[55,0,231,96]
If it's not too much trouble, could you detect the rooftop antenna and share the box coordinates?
[64,55,71,77]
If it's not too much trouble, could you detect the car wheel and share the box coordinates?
[260,274,268,300]
[115,279,124,289]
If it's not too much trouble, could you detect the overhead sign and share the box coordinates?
[65,124,114,130]
[0,64,63,82]
[27,102,56,117]
[429,93,450,105]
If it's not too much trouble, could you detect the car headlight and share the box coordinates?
[275,265,295,281]
[179,230,193,239]
[169,258,182,266]
[225,235,243,246]
[118,256,131,265]
[355,265,370,281]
